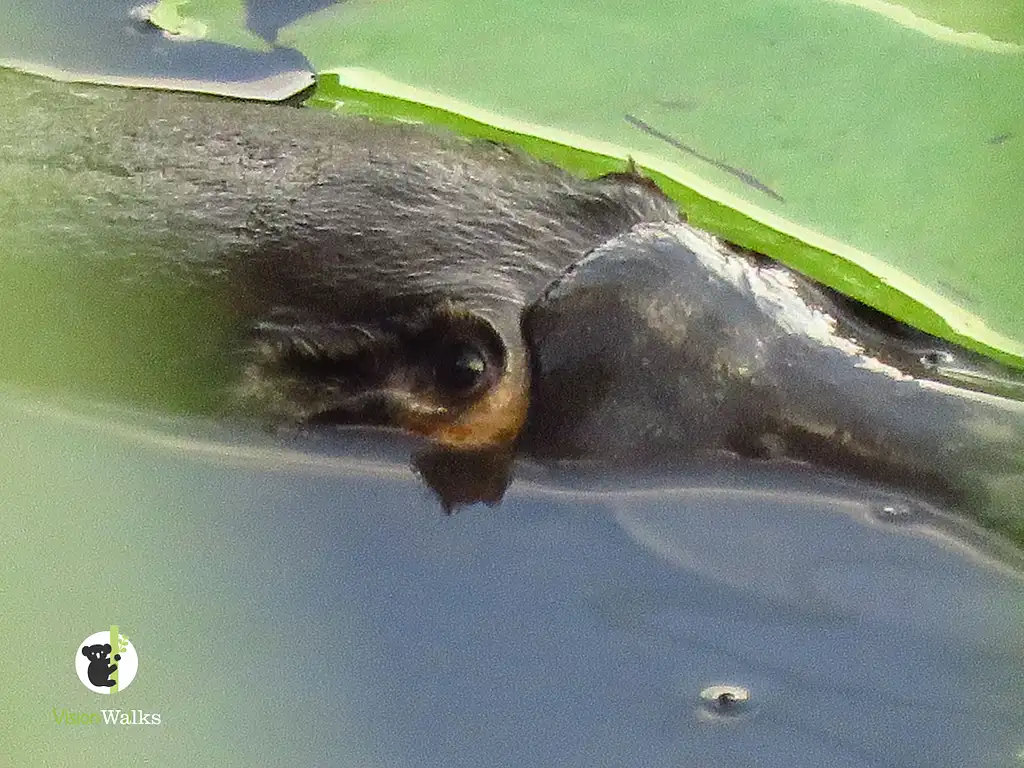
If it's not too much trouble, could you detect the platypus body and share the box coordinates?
[1,68,1021,535]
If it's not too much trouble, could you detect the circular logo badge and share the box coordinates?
[75,629,138,694]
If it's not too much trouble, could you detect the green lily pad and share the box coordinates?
[148,0,273,52]
[279,0,1024,369]
[836,0,1024,47]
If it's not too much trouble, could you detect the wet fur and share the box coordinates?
[0,68,677,416]
[0,68,676,314]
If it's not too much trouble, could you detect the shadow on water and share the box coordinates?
[246,0,339,41]
[3,395,1023,767]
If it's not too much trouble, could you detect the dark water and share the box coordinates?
[0,0,311,84]
[1,2,1023,765]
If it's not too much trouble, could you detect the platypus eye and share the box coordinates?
[433,341,491,395]
[412,308,506,402]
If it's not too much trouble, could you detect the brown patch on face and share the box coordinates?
[241,302,529,451]
[398,347,529,449]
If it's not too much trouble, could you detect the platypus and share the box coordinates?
[0,67,675,445]
[524,224,1024,540]
[1,68,1021,536]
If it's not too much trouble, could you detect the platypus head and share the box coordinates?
[239,296,529,450]
[225,139,678,471]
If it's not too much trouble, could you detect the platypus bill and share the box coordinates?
[1,68,1022,536]
[524,224,1024,542]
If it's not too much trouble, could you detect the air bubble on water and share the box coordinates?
[697,684,751,721]
[869,501,921,525]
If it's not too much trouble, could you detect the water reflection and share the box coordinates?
[0,0,311,88]
[3,395,1022,766]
